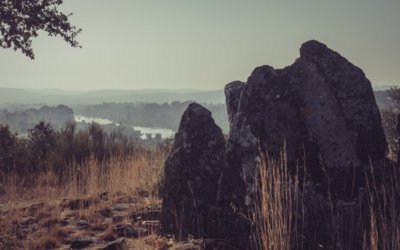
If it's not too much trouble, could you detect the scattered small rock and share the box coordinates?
[99,207,113,217]
[101,233,116,242]
[70,237,97,249]
[99,192,109,201]
[112,204,131,212]
[59,219,69,226]
[112,215,124,223]
[168,242,203,250]
[139,221,160,234]
[99,238,126,250]
[114,196,137,204]
[24,202,44,215]
[0,185,6,196]
[113,224,139,238]
[61,198,92,210]
[136,227,149,236]
[0,204,5,215]
[16,228,27,240]
[131,208,161,222]
[137,190,149,198]
[20,216,38,226]
[76,219,90,229]
[91,223,108,232]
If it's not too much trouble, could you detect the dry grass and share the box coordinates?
[251,152,400,250]
[1,151,165,204]
[251,151,299,250]
[0,150,166,249]
[363,162,400,250]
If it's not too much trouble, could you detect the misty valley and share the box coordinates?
[0,88,392,141]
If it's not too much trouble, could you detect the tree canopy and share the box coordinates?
[0,0,81,59]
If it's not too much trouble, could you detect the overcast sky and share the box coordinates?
[0,0,399,91]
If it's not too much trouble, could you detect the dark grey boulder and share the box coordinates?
[160,103,226,240]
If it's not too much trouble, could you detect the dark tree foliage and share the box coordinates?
[88,122,105,160]
[0,124,16,172]
[380,87,400,160]
[28,120,55,164]
[0,124,29,174]
[0,119,163,180]
[0,0,81,59]
[389,86,400,106]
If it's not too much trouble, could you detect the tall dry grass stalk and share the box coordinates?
[251,151,299,250]
[62,153,164,199]
[363,162,400,250]
[0,151,165,205]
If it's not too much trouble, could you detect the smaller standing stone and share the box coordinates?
[160,103,226,240]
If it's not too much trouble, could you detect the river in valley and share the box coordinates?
[74,115,175,140]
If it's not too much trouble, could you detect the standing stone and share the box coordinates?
[160,103,226,240]
[225,81,245,124]
[289,59,359,197]
[220,40,388,248]
[224,40,387,201]
[221,65,311,249]
[298,40,387,198]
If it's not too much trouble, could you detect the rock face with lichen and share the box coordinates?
[219,40,387,248]
[160,103,226,240]
[224,40,386,200]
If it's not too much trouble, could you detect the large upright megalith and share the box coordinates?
[219,40,388,248]
[224,40,387,201]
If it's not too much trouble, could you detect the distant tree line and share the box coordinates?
[0,105,74,134]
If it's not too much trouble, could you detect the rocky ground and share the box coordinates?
[0,193,202,250]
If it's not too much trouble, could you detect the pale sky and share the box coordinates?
[0,0,399,91]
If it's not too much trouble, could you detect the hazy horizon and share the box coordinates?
[0,86,224,92]
[1,0,399,91]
